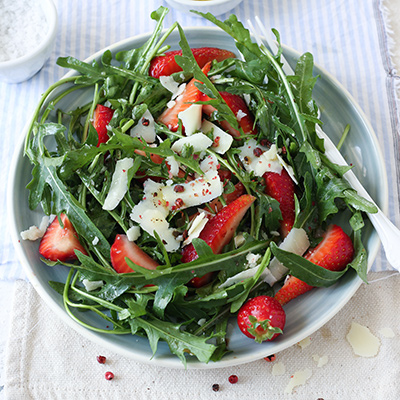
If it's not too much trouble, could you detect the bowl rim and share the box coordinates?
[167,0,240,4]
[7,25,388,369]
[0,0,58,67]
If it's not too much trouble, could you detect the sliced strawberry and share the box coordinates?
[39,214,87,262]
[92,104,114,147]
[203,91,257,137]
[188,181,244,288]
[134,149,165,165]
[274,224,355,306]
[181,194,255,264]
[110,234,158,274]
[189,272,216,288]
[237,295,286,342]
[263,168,295,238]
[157,63,211,133]
[149,47,235,78]
[208,181,246,214]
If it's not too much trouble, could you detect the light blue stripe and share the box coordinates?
[1,0,399,280]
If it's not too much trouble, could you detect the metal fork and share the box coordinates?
[247,17,400,271]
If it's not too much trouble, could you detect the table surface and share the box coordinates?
[1,0,400,398]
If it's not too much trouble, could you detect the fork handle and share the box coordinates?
[318,126,400,270]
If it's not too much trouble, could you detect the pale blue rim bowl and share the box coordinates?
[8,26,388,369]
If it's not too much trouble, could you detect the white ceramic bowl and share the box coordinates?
[0,0,58,84]
[165,0,244,16]
[8,27,387,369]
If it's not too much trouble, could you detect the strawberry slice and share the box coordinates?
[39,214,87,262]
[181,194,255,265]
[263,168,295,238]
[274,224,355,306]
[110,234,158,273]
[203,91,257,137]
[157,63,211,133]
[92,104,114,147]
[187,183,248,288]
[208,181,246,214]
[149,47,235,78]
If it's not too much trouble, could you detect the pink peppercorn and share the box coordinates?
[264,354,276,362]
[97,355,106,364]
[105,371,114,380]
[228,375,238,384]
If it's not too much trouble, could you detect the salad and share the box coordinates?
[23,7,377,365]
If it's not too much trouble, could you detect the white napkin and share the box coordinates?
[4,272,399,400]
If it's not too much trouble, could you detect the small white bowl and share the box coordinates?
[0,0,58,84]
[165,0,244,17]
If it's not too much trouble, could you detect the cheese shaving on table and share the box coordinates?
[346,322,380,357]
[284,369,312,394]
[312,354,329,367]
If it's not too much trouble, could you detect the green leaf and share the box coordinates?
[254,191,282,238]
[270,242,348,287]
[192,238,215,258]
[344,189,378,214]
[129,316,216,365]
[348,229,368,283]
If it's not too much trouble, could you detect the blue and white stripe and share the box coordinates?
[1,0,398,280]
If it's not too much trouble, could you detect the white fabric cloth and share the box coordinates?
[4,273,400,399]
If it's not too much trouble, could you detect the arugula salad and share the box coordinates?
[23,7,377,365]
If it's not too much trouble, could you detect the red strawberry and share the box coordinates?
[208,181,246,214]
[149,47,235,78]
[274,224,355,306]
[187,181,247,288]
[203,91,257,137]
[39,214,87,262]
[263,168,295,238]
[188,272,216,288]
[92,104,114,147]
[157,63,211,133]
[237,295,286,342]
[182,194,255,264]
[110,234,158,274]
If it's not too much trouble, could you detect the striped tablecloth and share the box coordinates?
[1,0,399,282]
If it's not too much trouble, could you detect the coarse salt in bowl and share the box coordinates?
[0,0,58,84]
[165,0,245,17]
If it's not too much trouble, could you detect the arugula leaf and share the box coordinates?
[129,316,217,366]
[270,242,348,287]
[348,225,368,283]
